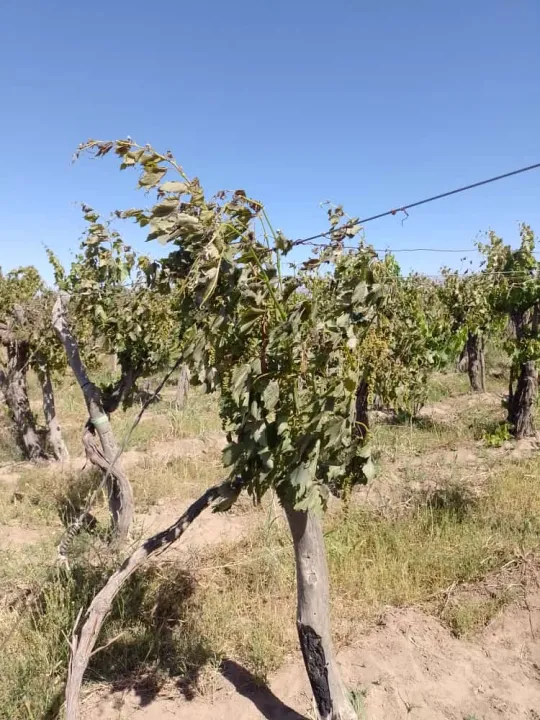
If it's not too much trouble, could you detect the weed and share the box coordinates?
[443,593,511,637]
[348,686,368,718]
[483,422,511,448]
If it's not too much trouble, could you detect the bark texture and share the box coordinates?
[36,364,69,461]
[466,331,486,393]
[456,342,468,373]
[52,295,134,544]
[354,378,369,439]
[508,360,538,438]
[175,363,190,410]
[507,307,538,439]
[64,478,242,720]
[283,504,357,720]
[0,344,45,460]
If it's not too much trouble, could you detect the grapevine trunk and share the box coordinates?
[283,503,357,720]
[508,360,537,438]
[36,364,69,461]
[2,345,45,460]
[466,332,486,393]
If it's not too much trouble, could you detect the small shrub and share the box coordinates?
[483,422,511,448]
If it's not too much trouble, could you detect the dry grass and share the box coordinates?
[443,594,513,638]
[1,368,540,718]
[129,454,224,509]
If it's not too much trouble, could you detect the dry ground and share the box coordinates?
[1,369,540,719]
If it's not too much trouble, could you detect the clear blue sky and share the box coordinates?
[1,0,539,282]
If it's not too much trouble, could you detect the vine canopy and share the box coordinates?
[75,139,390,512]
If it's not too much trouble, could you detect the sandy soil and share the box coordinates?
[84,590,540,719]
[3,395,540,720]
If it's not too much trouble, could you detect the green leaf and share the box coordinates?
[175,213,202,231]
[262,380,279,411]
[290,441,320,493]
[290,461,312,492]
[362,457,376,482]
[294,485,324,514]
[231,363,251,399]
[94,304,107,321]
[345,223,361,237]
[356,444,372,459]
[325,418,344,448]
[275,232,292,253]
[276,420,289,436]
[343,373,357,393]
[327,465,345,481]
[223,443,242,467]
[258,449,274,472]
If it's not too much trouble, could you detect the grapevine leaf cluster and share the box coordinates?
[354,260,458,416]
[47,206,180,408]
[479,224,540,367]
[0,266,66,377]
[439,268,492,337]
[75,139,388,511]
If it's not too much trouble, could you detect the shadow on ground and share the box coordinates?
[219,659,308,720]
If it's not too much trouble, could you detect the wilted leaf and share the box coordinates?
[302,258,321,271]
[151,199,178,217]
[160,181,188,193]
[175,213,202,231]
[95,142,113,157]
[139,167,167,188]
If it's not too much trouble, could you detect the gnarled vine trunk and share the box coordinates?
[36,364,69,461]
[52,295,134,545]
[466,331,486,393]
[175,363,190,410]
[283,504,356,720]
[354,378,369,439]
[508,360,537,438]
[0,344,46,460]
[507,307,538,439]
[456,342,468,373]
[64,478,242,720]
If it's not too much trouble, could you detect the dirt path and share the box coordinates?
[85,591,540,720]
